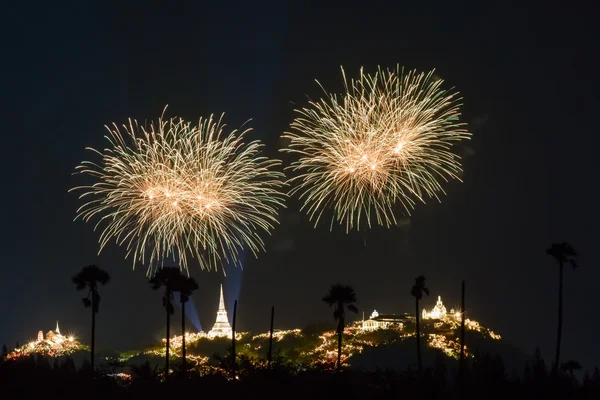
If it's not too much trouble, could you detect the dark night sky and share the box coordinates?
[2,0,598,368]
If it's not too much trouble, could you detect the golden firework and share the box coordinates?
[71,110,286,273]
[281,66,471,231]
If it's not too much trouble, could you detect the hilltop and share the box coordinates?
[117,296,526,375]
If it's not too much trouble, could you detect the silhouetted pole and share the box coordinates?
[459,280,466,379]
[555,262,564,372]
[268,306,275,364]
[181,299,186,371]
[231,299,237,378]
[91,290,97,372]
[415,297,422,376]
[165,289,171,378]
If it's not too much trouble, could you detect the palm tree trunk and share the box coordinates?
[231,299,237,378]
[459,280,465,375]
[416,298,422,375]
[555,263,564,371]
[268,306,274,364]
[91,290,96,372]
[165,290,170,378]
[336,316,344,371]
[181,299,186,370]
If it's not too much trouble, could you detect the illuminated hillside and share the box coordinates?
[6,322,87,360]
[122,296,503,371]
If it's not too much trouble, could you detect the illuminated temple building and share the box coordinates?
[361,310,409,331]
[38,321,69,344]
[422,296,449,320]
[5,321,80,360]
[208,284,232,338]
[421,296,463,321]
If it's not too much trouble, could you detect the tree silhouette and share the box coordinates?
[322,284,358,371]
[268,306,275,364]
[175,273,198,371]
[149,266,181,378]
[411,275,429,375]
[546,242,578,370]
[131,361,160,384]
[561,360,582,380]
[72,264,110,372]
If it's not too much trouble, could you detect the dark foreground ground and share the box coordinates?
[1,355,599,399]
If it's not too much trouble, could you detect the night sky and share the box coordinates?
[3,1,598,368]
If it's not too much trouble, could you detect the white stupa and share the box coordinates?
[208,284,233,338]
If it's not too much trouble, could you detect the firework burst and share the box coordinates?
[281,66,471,231]
[71,110,286,274]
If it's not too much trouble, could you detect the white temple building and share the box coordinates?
[361,310,407,331]
[33,321,73,346]
[38,321,65,343]
[208,284,233,338]
[422,296,448,320]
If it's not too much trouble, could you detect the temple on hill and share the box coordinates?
[208,284,233,338]
[422,296,450,320]
[37,321,69,344]
[361,310,410,331]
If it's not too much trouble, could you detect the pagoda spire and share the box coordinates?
[218,284,226,311]
[208,284,233,337]
[56,321,60,335]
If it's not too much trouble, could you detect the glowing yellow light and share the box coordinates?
[71,111,286,273]
[68,336,74,342]
[282,66,471,231]
[455,312,460,318]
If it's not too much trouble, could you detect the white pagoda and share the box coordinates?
[208,284,233,338]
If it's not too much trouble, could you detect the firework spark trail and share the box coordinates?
[281,66,471,231]
[71,110,286,274]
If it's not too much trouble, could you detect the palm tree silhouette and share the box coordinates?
[411,275,429,375]
[149,266,181,378]
[322,284,358,371]
[546,242,578,370]
[561,360,582,380]
[72,265,110,372]
[175,273,198,370]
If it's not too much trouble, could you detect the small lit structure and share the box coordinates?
[208,285,233,338]
[45,321,64,344]
[8,321,81,360]
[362,310,405,331]
[422,296,447,320]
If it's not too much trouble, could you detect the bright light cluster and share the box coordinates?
[488,331,502,340]
[7,331,82,360]
[282,66,470,231]
[158,331,246,352]
[127,301,501,372]
[428,333,466,359]
[419,296,501,341]
[71,112,286,273]
[253,329,302,342]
